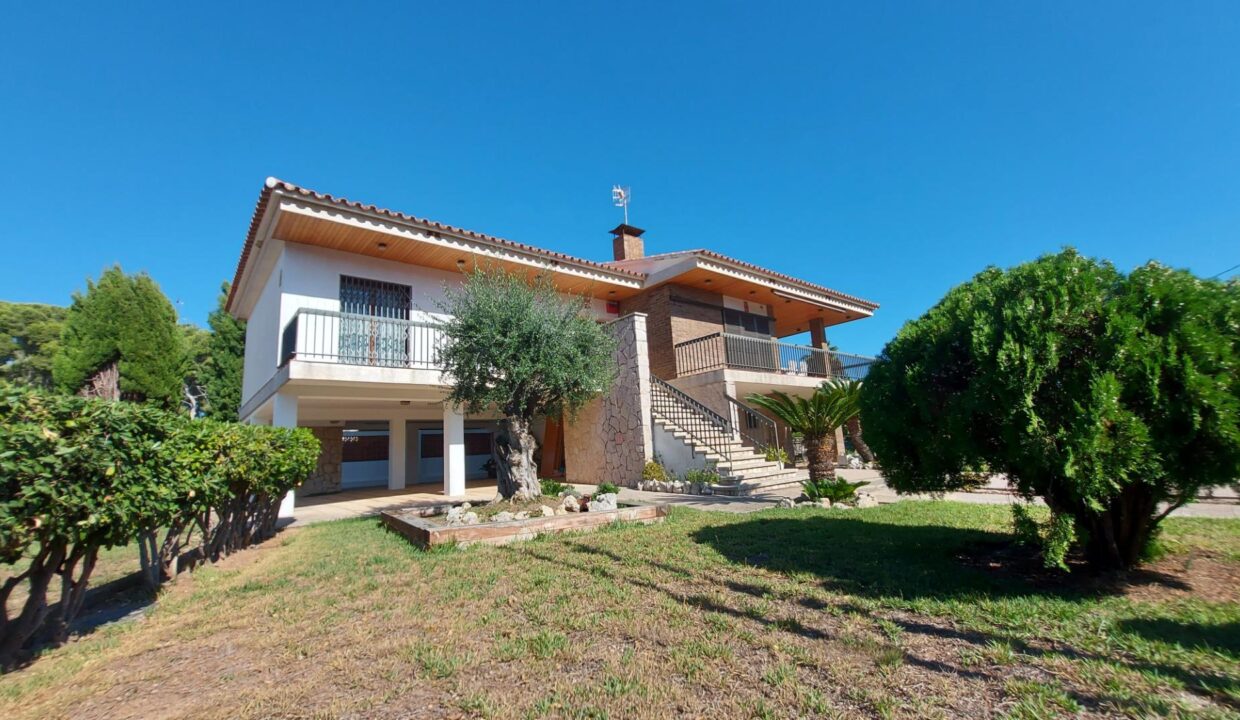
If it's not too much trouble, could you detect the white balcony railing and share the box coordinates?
[280,308,445,369]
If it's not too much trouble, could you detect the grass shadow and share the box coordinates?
[1117,618,1240,657]
[691,513,1069,601]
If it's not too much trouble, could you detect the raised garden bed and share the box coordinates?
[381,499,668,549]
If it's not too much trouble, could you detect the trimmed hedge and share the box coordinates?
[0,384,318,669]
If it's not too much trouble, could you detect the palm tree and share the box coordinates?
[745,384,855,481]
[824,379,874,463]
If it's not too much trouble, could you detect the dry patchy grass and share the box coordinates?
[1,502,1237,719]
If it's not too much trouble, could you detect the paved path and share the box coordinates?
[292,473,1239,525]
[619,470,1240,519]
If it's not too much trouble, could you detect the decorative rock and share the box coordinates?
[460,502,472,510]
[539,505,556,517]
[855,493,878,509]
[818,498,832,509]
[554,506,568,515]
[514,511,530,520]
[587,492,618,513]
[562,495,580,513]
[463,512,479,525]
[493,511,515,523]
[445,507,464,524]
[776,497,796,509]
[491,492,505,504]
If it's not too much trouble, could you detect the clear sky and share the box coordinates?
[2,2,1237,356]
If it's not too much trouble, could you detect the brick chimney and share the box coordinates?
[610,224,645,261]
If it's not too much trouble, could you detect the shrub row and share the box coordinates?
[0,383,318,669]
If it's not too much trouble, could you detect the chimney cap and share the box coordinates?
[609,223,645,238]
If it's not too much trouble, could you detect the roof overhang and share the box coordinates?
[227,179,646,319]
[615,251,878,337]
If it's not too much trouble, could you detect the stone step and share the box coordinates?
[714,456,779,471]
[714,469,807,496]
[728,465,800,482]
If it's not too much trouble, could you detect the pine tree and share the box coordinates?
[0,302,66,388]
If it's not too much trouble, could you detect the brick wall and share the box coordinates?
[618,286,675,379]
[620,284,728,379]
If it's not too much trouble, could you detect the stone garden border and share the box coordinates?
[381,502,669,549]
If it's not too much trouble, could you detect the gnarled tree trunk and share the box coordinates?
[78,360,120,401]
[845,416,874,463]
[495,416,540,500]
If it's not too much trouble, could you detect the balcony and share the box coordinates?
[673,332,874,380]
[280,308,445,369]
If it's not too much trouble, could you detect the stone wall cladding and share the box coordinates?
[302,426,343,495]
[563,313,653,488]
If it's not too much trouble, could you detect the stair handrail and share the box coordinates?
[725,395,780,455]
[650,377,736,462]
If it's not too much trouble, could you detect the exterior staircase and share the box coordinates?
[650,378,804,496]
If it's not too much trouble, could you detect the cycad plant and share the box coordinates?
[823,378,874,463]
[746,383,855,480]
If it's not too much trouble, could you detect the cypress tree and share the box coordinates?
[203,282,246,420]
[54,267,186,408]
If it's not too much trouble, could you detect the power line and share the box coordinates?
[1209,262,1240,279]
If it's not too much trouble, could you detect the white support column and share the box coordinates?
[443,403,466,497]
[388,418,407,490]
[272,392,299,520]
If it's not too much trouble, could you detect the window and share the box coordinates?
[722,308,771,337]
[338,276,412,366]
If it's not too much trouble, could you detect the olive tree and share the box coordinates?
[437,268,616,500]
[860,250,1240,571]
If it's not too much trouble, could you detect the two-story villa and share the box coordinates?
[227,178,878,518]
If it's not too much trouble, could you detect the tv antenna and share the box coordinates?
[612,185,631,224]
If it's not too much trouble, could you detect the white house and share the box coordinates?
[226,178,878,517]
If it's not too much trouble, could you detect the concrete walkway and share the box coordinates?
[291,481,595,526]
[618,469,1240,519]
[291,472,1239,525]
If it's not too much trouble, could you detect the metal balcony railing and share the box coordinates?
[674,332,874,380]
[279,308,445,369]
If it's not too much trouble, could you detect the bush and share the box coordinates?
[1011,503,1077,571]
[641,460,670,484]
[539,478,569,496]
[800,475,865,504]
[860,250,1240,570]
[595,482,620,496]
[0,383,318,669]
[762,445,790,465]
[682,468,721,486]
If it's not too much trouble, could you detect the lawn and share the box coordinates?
[1,501,1237,719]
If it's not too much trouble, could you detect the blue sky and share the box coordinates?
[2,2,1237,356]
